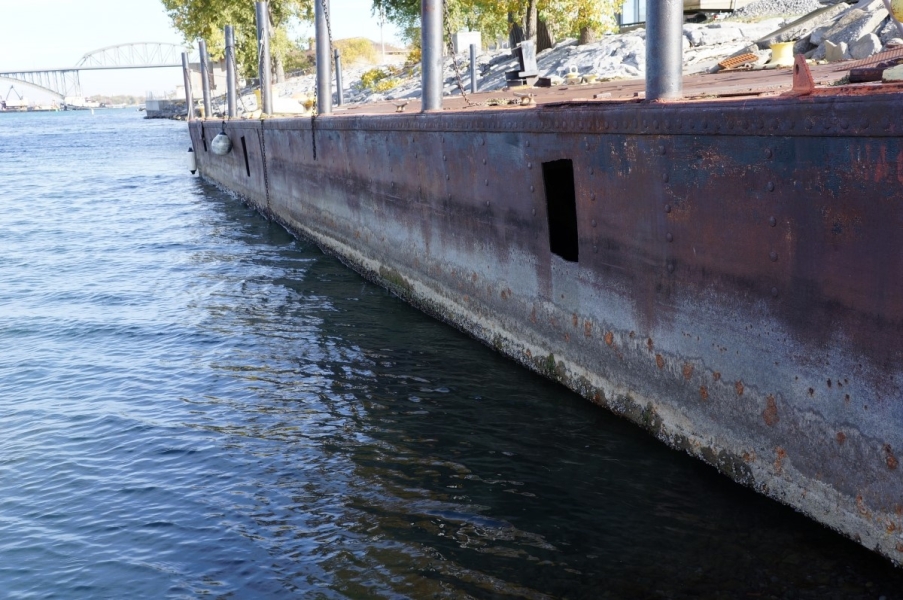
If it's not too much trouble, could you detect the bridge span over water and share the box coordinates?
[0,42,194,100]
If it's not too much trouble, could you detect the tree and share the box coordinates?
[161,0,313,81]
[370,0,619,47]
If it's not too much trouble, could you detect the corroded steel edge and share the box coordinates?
[189,94,903,565]
[248,93,903,137]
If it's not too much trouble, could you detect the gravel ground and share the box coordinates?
[730,0,826,19]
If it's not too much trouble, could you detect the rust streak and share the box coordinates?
[775,446,786,474]
[655,354,665,369]
[682,363,694,380]
[735,380,744,396]
[885,444,899,470]
[604,331,614,347]
[763,395,779,426]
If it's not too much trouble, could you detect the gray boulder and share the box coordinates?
[825,39,850,61]
[684,23,747,47]
[878,17,902,43]
[850,32,883,58]
[755,2,849,48]
[810,24,832,45]
[794,35,816,54]
[822,1,889,47]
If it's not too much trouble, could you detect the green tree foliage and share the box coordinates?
[371,0,619,46]
[161,0,313,79]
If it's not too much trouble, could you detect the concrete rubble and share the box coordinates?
[239,0,902,114]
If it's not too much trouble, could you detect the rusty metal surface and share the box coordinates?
[833,47,903,71]
[283,61,849,117]
[189,87,903,566]
[790,54,815,95]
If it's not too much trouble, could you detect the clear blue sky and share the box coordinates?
[0,0,401,98]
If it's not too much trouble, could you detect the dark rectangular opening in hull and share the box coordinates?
[240,136,251,177]
[542,159,579,262]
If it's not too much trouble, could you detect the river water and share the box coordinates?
[0,109,901,599]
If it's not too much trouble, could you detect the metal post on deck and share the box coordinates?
[225,25,237,118]
[315,0,332,115]
[198,40,212,118]
[335,49,344,106]
[469,43,478,94]
[255,2,273,115]
[421,0,442,112]
[645,0,683,101]
[181,52,194,120]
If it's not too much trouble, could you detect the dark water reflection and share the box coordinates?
[0,110,901,599]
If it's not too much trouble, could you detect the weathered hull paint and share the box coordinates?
[189,94,903,564]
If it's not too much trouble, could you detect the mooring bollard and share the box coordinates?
[181,52,194,121]
[335,49,344,106]
[255,2,273,115]
[315,0,332,115]
[198,40,212,119]
[646,0,683,100]
[470,43,478,94]
[421,0,443,112]
[225,25,237,118]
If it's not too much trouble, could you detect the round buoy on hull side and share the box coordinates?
[211,133,232,156]
[188,147,197,174]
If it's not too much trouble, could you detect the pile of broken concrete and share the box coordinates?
[743,0,902,64]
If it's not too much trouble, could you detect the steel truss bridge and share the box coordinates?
[0,42,194,100]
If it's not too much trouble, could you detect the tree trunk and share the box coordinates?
[524,0,538,43]
[578,26,598,46]
[509,22,525,51]
[537,19,555,53]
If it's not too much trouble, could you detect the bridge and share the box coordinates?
[0,42,194,100]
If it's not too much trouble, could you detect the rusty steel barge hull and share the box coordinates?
[188,88,903,564]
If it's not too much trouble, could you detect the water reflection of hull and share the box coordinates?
[188,88,903,567]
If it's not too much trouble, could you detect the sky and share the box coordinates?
[0,0,402,100]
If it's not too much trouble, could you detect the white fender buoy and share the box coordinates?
[211,123,232,156]
[211,132,232,155]
[188,147,197,174]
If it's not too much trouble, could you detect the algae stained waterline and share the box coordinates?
[1,108,902,597]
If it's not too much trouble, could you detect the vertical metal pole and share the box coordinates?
[225,25,237,117]
[421,0,442,112]
[181,52,194,120]
[334,49,344,106]
[645,0,683,101]
[198,40,212,118]
[315,0,332,115]
[255,2,273,114]
[469,43,478,94]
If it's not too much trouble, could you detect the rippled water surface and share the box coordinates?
[1,109,902,599]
